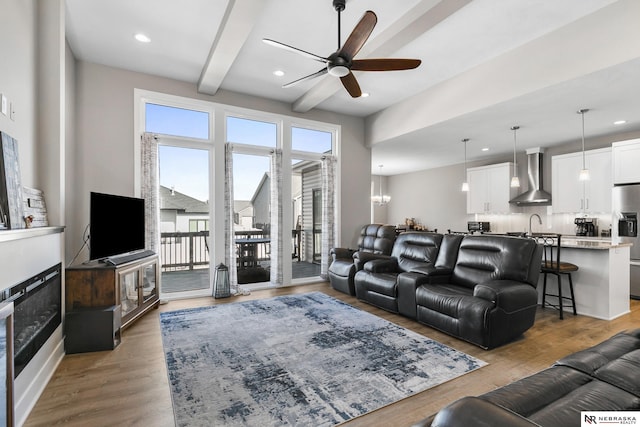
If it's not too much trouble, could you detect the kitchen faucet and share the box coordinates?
[529,213,542,236]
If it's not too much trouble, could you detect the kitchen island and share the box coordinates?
[538,237,630,320]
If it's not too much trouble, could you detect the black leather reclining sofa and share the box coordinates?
[328,224,395,296]
[353,232,542,349]
[416,328,640,427]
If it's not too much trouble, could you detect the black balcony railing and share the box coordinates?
[160,231,210,272]
[160,229,308,272]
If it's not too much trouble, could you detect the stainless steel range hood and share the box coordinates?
[509,147,552,206]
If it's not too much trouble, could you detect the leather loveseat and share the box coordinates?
[354,232,444,313]
[328,224,395,296]
[400,235,542,349]
[416,328,640,427]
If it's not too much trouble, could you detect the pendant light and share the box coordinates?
[578,109,590,181]
[371,165,390,205]
[461,138,469,192]
[510,126,520,188]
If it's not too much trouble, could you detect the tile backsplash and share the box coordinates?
[470,209,612,237]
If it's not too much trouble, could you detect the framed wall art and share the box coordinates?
[0,132,25,229]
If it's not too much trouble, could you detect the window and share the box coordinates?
[145,103,209,139]
[292,127,332,153]
[189,219,209,232]
[136,89,339,293]
[227,116,277,148]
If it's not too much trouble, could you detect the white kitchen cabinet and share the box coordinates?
[552,147,612,214]
[612,139,640,184]
[466,162,515,214]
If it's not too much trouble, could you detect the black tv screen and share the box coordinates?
[90,192,146,260]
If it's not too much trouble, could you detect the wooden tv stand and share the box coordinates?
[66,254,160,330]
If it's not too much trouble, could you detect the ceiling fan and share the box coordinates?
[263,0,422,98]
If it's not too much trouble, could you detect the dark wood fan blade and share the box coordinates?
[339,11,377,60]
[282,68,328,88]
[352,58,421,71]
[263,38,327,63]
[340,72,362,98]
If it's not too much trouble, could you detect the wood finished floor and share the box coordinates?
[25,283,640,427]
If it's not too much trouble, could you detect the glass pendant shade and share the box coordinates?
[578,109,590,181]
[461,138,469,192]
[579,168,590,181]
[510,126,520,188]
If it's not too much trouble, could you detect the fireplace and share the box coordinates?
[2,264,61,377]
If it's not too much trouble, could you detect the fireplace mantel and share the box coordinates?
[0,226,65,243]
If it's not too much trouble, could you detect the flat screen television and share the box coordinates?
[90,192,146,261]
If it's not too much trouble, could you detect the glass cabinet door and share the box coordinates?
[142,261,158,303]
[119,269,140,318]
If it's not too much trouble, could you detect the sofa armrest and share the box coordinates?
[330,247,355,261]
[397,272,430,319]
[430,397,541,427]
[409,265,437,275]
[354,252,393,271]
[424,267,454,284]
[363,257,398,273]
[474,280,538,313]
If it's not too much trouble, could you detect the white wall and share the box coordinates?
[388,163,468,233]
[37,0,65,228]
[64,41,79,261]
[0,0,38,186]
[70,61,371,259]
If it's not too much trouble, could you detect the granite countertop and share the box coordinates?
[560,237,631,250]
[483,232,630,250]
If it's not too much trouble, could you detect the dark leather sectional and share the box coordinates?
[350,232,543,349]
[417,328,640,427]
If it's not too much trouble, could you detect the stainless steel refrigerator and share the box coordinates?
[613,183,640,299]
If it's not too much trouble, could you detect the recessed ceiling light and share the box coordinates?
[134,33,151,43]
[482,147,489,152]
[360,92,370,98]
[273,70,285,77]
[614,120,627,125]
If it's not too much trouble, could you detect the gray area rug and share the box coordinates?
[160,292,487,426]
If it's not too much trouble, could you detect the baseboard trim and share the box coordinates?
[14,327,65,427]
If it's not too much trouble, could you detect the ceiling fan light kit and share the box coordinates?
[263,0,421,98]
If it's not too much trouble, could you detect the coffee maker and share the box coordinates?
[575,217,598,236]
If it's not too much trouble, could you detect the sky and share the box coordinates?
[146,104,331,201]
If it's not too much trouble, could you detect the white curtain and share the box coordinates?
[141,132,160,253]
[270,149,283,286]
[320,155,337,279]
[224,144,239,291]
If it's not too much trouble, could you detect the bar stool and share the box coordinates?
[535,234,578,319]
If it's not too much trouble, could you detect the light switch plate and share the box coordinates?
[0,94,7,116]
[9,102,15,121]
